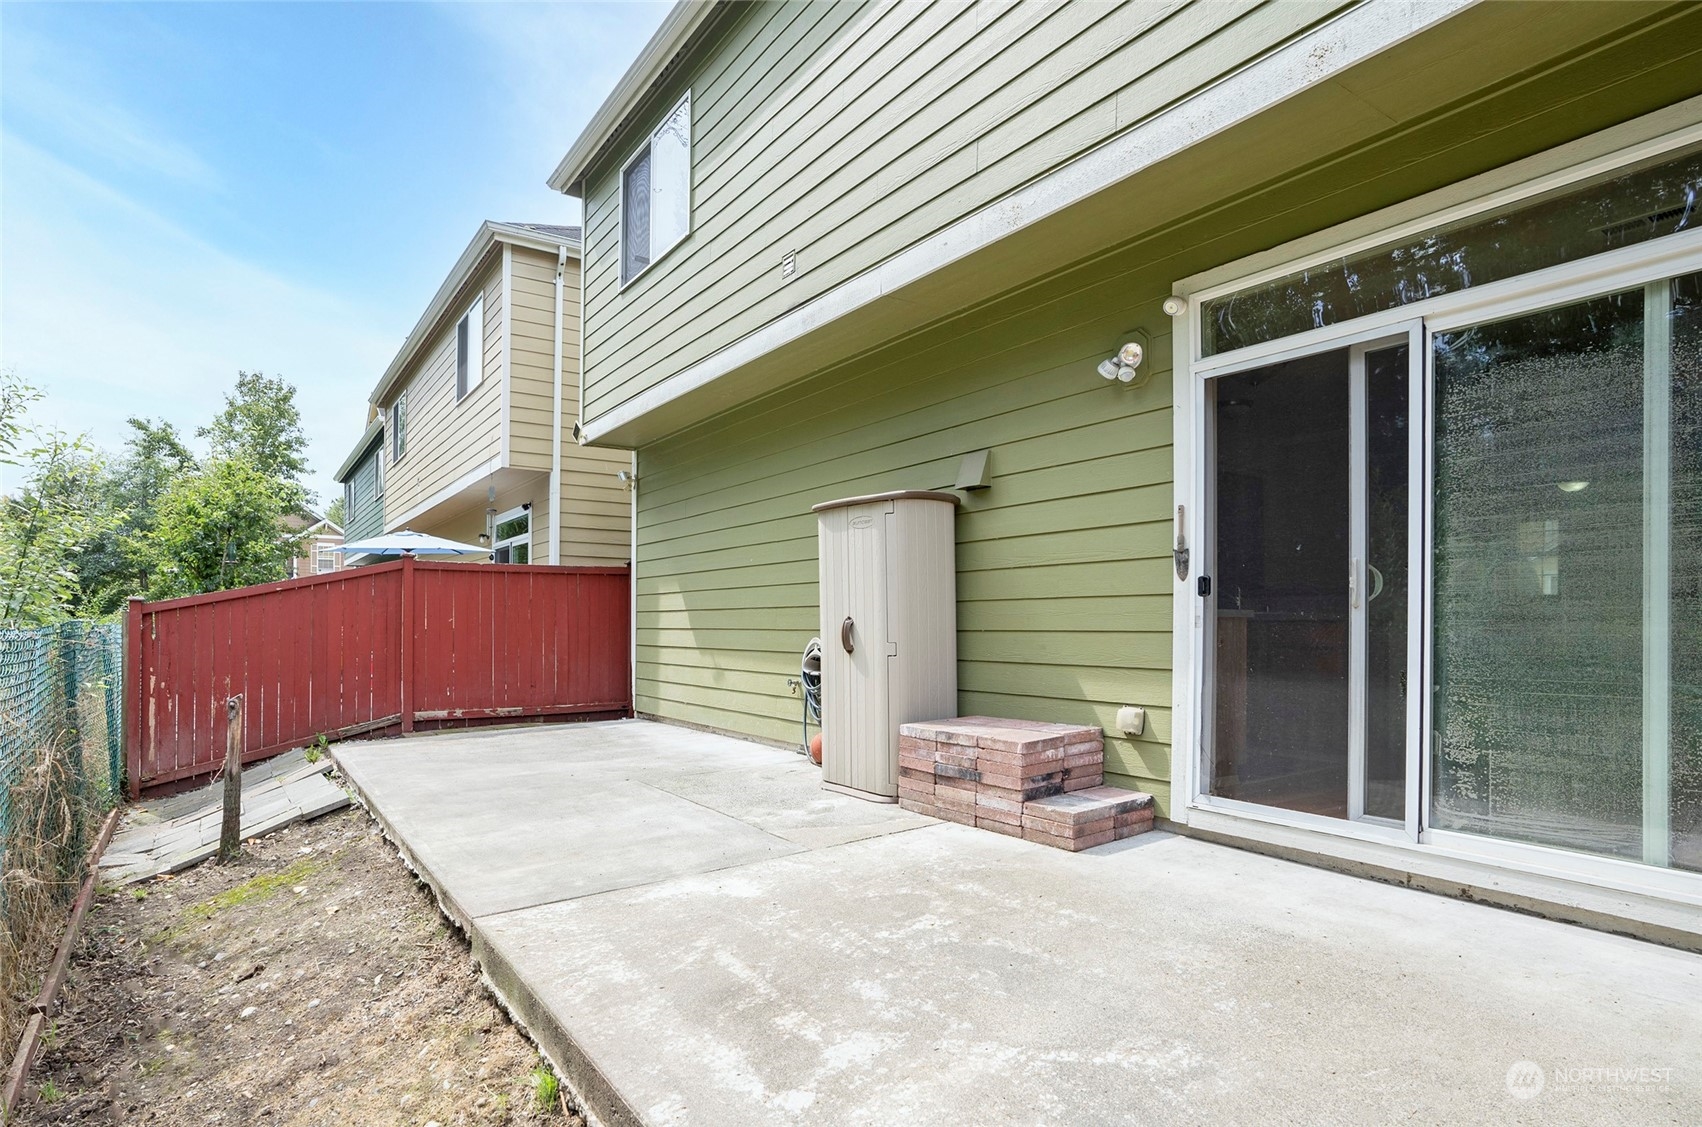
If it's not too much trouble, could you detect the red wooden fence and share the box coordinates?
[124,557,630,796]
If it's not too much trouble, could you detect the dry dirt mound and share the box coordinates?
[14,805,581,1126]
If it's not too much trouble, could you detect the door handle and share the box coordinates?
[1350,558,1360,609]
[841,616,855,654]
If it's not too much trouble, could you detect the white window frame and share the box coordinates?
[456,292,485,401]
[314,543,338,575]
[619,90,692,288]
[391,395,406,463]
[1168,103,1702,907]
[491,503,531,564]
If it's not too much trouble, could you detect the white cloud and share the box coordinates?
[2,21,223,189]
[0,133,394,505]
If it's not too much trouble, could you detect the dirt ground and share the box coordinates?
[13,804,584,1126]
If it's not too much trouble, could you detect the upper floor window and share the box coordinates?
[391,395,407,462]
[344,479,355,515]
[314,544,338,575]
[456,292,485,400]
[621,91,691,285]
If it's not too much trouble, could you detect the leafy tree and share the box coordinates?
[0,429,119,625]
[197,371,310,487]
[1,370,44,465]
[324,495,346,528]
[62,417,199,615]
[142,459,307,599]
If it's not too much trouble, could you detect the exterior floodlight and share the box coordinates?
[1095,333,1152,388]
[1162,296,1187,317]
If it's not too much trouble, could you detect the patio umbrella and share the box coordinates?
[333,530,490,557]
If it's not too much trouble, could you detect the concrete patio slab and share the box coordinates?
[335,720,1702,1126]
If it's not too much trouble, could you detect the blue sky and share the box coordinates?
[1,0,669,507]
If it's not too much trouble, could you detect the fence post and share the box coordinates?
[400,554,415,733]
[124,598,144,800]
[59,620,83,748]
[219,695,243,862]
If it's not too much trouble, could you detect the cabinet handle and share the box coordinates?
[841,616,855,654]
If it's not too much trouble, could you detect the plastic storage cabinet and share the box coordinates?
[813,490,960,801]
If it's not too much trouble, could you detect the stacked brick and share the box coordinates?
[896,716,1155,851]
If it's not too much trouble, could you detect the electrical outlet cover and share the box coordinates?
[1115,705,1146,736]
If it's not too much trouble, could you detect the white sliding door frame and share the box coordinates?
[1169,116,1702,904]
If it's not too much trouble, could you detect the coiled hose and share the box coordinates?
[801,637,822,751]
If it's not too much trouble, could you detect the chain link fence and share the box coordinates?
[1,620,123,1047]
[0,620,123,902]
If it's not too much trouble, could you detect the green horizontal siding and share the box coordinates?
[345,446,385,541]
[582,0,1346,425]
[624,0,1702,819]
[636,239,1180,808]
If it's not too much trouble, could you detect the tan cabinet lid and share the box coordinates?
[811,490,962,514]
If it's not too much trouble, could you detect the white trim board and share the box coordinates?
[579,0,1478,443]
[501,242,514,464]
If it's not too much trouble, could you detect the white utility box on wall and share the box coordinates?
[813,490,960,802]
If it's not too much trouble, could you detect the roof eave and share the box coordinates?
[546,0,722,197]
[334,419,385,483]
[367,222,582,408]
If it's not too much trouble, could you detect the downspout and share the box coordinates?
[549,244,568,565]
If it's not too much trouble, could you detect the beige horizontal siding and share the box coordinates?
[501,244,633,564]
[383,257,503,524]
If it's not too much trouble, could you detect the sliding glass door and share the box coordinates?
[1431,275,1701,872]
[1206,330,1419,834]
[1201,274,1700,874]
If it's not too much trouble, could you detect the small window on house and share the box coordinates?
[314,544,338,575]
[491,505,531,564]
[344,480,355,515]
[391,396,406,462]
[373,446,383,498]
[456,293,485,400]
[621,91,691,285]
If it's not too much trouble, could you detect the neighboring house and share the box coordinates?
[283,514,344,578]
[333,418,386,566]
[287,517,343,578]
[550,1,1702,921]
[352,221,632,565]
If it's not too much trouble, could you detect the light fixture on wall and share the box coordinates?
[477,532,490,547]
[1162,296,1187,317]
[1096,336,1148,386]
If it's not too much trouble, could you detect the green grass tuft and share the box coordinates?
[531,1063,560,1112]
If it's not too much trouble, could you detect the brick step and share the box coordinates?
[1021,787,1156,852]
[893,716,1153,852]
